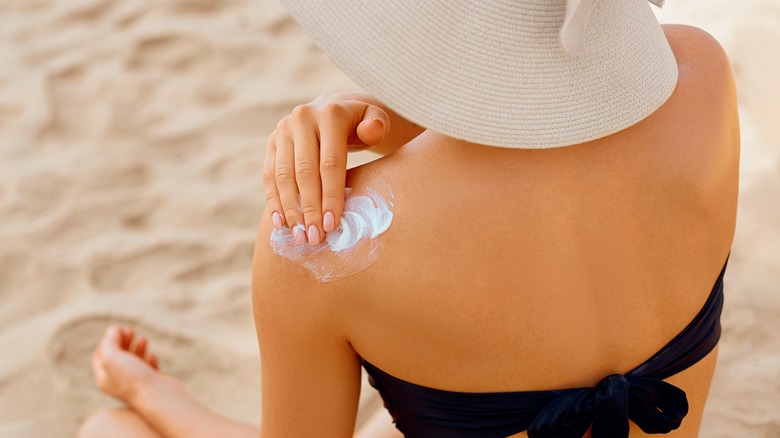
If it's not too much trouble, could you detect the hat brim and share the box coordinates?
[279,0,678,149]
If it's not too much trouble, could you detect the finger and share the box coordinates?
[100,325,123,355]
[120,327,134,351]
[263,132,285,229]
[318,116,349,233]
[134,336,148,359]
[149,354,159,370]
[275,122,303,238]
[292,107,324,245]
[356,105,390,147]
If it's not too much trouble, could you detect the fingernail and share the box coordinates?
[307,224,320,245]
[372,118,385,130]
[293,224,306,244]
[323,211,335,232]
[272,211,283,229]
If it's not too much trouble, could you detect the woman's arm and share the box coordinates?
[252,216,363,437]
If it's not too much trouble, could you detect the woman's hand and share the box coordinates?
[91,325,161,403]
[263,93,391,245]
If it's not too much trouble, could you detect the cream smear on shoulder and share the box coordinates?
[270,187,393,282]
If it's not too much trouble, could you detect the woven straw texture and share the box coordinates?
[279,0,678,149]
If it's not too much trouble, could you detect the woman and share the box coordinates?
[80,0,739,437]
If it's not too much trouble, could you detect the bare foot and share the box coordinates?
[91,324,172,403]
[86,325,258,438]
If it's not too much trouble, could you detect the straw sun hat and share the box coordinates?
[278,0,677,149]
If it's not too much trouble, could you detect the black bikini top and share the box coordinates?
[362,256,728,438]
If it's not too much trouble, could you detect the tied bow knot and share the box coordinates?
[561,0,666,55]
[527,373,689,438]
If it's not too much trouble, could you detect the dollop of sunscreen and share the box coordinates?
[270,187,393,282]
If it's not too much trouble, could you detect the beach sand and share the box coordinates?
[0,0,777,436]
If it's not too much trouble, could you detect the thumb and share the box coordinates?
[355,105,390,147]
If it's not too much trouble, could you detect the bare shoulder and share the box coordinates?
[251,212,351,319]
[251,210,365,339]
[659,24,737,123]
[644,25,739,187]
[662,24,731,75]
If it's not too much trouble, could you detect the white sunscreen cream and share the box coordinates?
[270,187,393,282]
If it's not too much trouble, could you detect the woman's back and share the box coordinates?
[320,25,739,437]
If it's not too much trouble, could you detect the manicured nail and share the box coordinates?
[272,211,283,229]
[307,224,320,245]
[323,211,335,233]
[293,224,306,244]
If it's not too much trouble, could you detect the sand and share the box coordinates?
[0,0,777,437]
